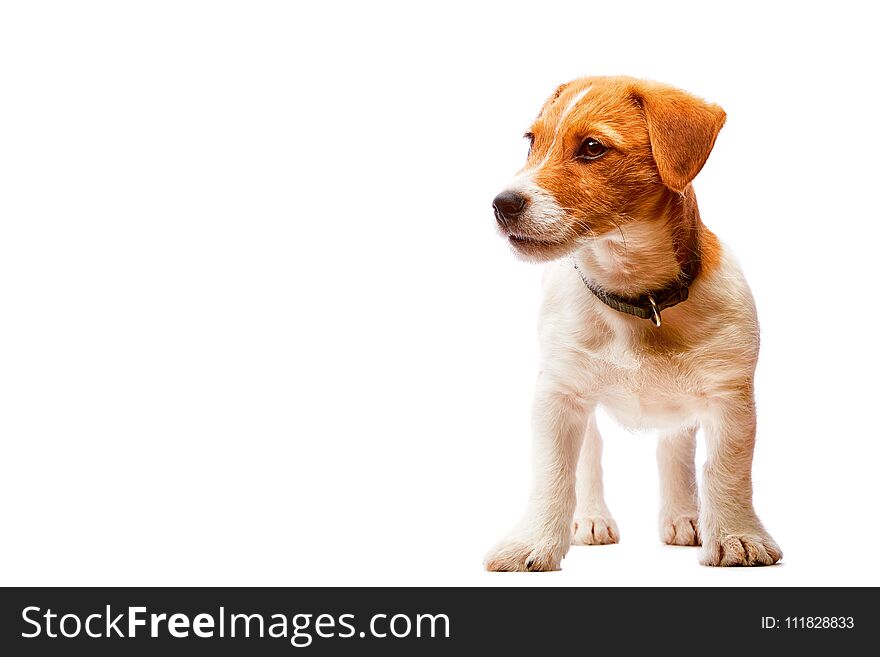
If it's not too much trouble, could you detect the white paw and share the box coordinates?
[572,515,619,545]
[660,513,700,546]
[484,534,569,572]
[700,533,782,566]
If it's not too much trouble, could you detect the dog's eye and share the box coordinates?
[524,132,535,155]
[576,138,608,161]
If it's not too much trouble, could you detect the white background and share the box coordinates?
[1,1,878,587]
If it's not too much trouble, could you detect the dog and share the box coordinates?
[485,76,781,570]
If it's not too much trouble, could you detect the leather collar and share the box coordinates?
[572,257,699,328]
[571,194,704,328]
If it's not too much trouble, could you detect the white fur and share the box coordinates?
[502,172,565,232]
[484,224,782,571]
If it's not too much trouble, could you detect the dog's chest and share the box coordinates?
[599,378,701,430]
[550,306,707,430]
[580,347,703,430]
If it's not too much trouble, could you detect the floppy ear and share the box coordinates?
[632,81,726,193]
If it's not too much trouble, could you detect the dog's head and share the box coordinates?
[493,76,726,262]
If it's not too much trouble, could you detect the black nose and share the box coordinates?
[493,190,526,227]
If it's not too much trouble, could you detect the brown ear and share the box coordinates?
[633,81,726,193]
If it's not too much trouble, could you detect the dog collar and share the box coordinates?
[572,261,694,328]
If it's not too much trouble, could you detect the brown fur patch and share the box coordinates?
[530,78,659,243]
[699,226,722,277]
[514,76,725,290]
[632,79,726,193]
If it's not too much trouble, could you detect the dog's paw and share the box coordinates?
[484,535,568,572]
[700,533,782,567]
[660,514,700,546]
[572,515,619,545]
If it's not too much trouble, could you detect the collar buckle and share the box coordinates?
[647,294,661,327]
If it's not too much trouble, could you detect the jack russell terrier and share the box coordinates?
[486,76,781,570]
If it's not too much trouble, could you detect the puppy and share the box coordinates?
[485,76,781,570]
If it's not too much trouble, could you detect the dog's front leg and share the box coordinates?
[572,413,619,545]
[699,389,782,566]
[484,381,588,572]
[657,425,700,546]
